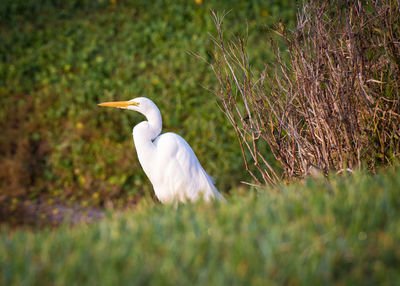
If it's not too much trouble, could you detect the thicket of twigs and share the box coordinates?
[211,0,400,185]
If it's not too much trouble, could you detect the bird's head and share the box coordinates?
[98,97,157,114]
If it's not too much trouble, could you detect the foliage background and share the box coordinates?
[0,0,295,208]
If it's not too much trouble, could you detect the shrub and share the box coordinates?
[212,0,400,184]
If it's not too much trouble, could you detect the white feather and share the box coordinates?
[125,97,222,204]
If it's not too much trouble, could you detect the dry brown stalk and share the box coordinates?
[211,1,400,185]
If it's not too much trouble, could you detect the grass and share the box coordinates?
[1,167,400,285]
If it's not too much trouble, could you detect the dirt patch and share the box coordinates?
[0,200,105,228]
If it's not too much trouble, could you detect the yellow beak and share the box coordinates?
[97,101,139,108]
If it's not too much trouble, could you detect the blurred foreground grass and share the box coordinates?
[0,0,295,208]
[1,167,400,285]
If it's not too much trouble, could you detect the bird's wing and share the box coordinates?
[154,132,220,202]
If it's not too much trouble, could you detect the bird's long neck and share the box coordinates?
[132,106,162,176]
[144,108,162,140]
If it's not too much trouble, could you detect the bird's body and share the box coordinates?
[98,97,222,204]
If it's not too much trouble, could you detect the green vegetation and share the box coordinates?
[1,167,400,285]
[0,0,295,209]
[1,1,399,284]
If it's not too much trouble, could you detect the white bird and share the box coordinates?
[98,97,222,204]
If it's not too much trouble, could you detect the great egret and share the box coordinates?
[98,97,222,204]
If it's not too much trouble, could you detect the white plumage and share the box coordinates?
[98,97,222,204]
